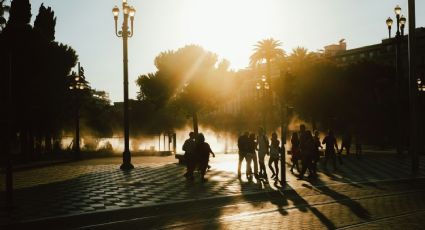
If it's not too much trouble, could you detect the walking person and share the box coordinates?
[290,132,300,173]
[195,133,215,182]
[355,134,362,159]
[298,130,316,180]
[237,132,249,179]
[312,130,323,176]
[340,130,352,156]
[257,127,269,180]
[246,133,258,180]
[268,132,280,181]
[322,130,339,171]
[182,132,196,180]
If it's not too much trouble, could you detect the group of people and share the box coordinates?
[182,132,215,182]
[290,124,362,180]
[237,127,281,182]
[182,125,362,183]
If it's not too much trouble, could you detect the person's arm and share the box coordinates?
[209,145,215,158]
[182,140,188,152]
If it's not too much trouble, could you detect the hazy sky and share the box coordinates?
[25,0,425,102]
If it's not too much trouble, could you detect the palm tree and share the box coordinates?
[250,38,285,81]
[0,0,10,31]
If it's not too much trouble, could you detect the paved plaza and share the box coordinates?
[1,152,425,229]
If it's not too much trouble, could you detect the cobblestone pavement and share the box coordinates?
[1,153,424,228]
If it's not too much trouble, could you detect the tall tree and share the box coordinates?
[33,3,55,41]
[250,38,285,81]
[137,45,237,135]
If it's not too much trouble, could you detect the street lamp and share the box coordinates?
[386,5,406,156]
[112,0,136,170]
[256,75,269,131]
[69,62,89,160]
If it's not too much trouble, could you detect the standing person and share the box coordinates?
[312,130,323,176]
[246,133,258,180]
[298,124,308,174]
[290,132,300,173]
[196,133,215,182]
[298,130,315,180]
[257,127,269,180]
[182,132,196,180]
[340,130,352,156]
[355,134,362,159]
[322,130,339,171]
[237,132,249,179]
[268,132,280,181]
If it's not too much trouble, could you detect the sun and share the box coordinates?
[180,0,278,70]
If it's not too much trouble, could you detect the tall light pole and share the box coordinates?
[278,69,294,189]
[69,62,89,160]
[386,5,406,156]
[113,0,136,170]
[407,0,419,175]
[256,75,269,131]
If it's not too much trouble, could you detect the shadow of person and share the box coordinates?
[309,177,371,220]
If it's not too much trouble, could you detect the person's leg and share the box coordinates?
[200,164,207,181]
[290,157,295,172]
[253,153,259,176]
[268,157,275,177]
[295,158,300,173]
[274,160,279,180]
[246,155,252,177]
[187,157,195,179]
[262,154,268,178]
[237,153,243,177]
[298,157,307,179]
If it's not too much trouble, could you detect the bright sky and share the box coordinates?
[25,0,425,102]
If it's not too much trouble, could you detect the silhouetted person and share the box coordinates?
[298,130,315,180]
[257,127,269,180]
[183,132,196,180]
[355,134,362,159]
[237,132,249,178]
[322,130,339,171]
[312,130,322,175]
[290,132,300,174]
[246,133,258,180]
[195,133,215,182]
[340,130,352,156]
[268,132,280,181]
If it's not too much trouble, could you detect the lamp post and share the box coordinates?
[278,70,295,189]
[407,0,419,176]
[69,62,89,160]
[256,75,270,131]
[112,0,136,170]
[387,5,407,156]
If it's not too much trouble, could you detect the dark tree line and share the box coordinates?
[0,0,113,160]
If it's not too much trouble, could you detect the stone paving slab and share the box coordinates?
[179,189,425,230]
[0,154,424,226]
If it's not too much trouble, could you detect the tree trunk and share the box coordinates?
[192,111,199,135]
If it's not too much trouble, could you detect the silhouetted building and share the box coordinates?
[326,27,425,153]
